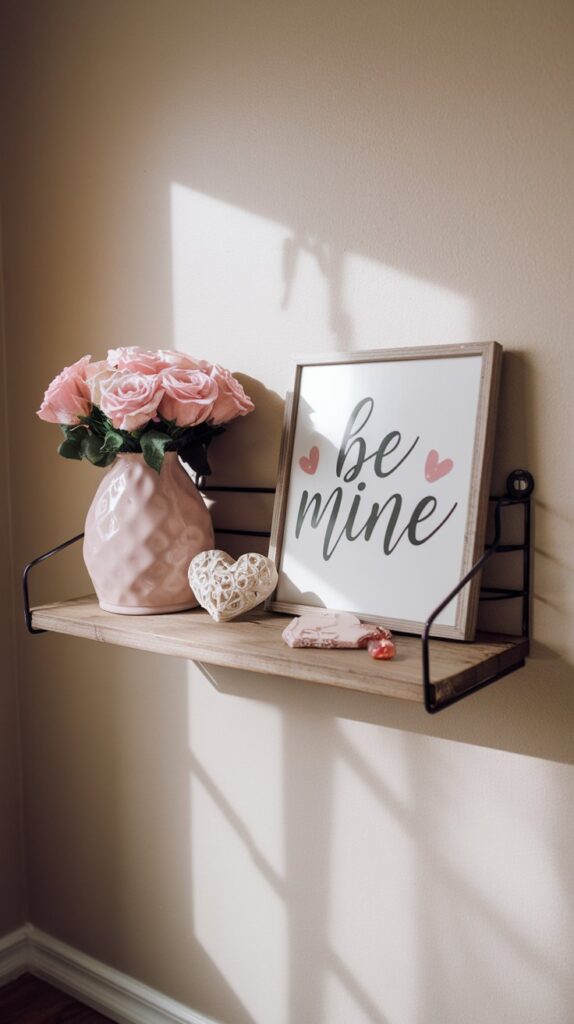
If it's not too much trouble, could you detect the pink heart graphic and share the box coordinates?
[299,445,320,474]
[425,449,454,482]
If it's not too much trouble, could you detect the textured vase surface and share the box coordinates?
[83,452,214,614]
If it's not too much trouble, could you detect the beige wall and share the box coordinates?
[0,229,25,934]
[2,0,574,1021]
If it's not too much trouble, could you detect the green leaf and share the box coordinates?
[102,429,126,455]
[80,432,115,467]
[60,423,86,441]
[140,430,172,473]
[78,407,110,436]
[58,438,83,461]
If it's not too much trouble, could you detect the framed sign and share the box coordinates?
[268,343,502,640]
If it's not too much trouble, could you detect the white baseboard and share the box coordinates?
[0,926,29,983]
[0,924,220,1024]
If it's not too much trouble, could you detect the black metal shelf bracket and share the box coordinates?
[23,532,85,634]
[422,469,534,714]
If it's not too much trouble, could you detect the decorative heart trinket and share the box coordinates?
[188,549,278,622]
[282,610,392,649]
[367,636,397,660]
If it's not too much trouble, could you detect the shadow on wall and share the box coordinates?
[281,231,353,350]
[205,376,284,560]
[193,662,574,1023]
[21,628,574,1024]
[209,375,285,489]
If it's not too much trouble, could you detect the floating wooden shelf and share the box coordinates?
[30,596,529,709]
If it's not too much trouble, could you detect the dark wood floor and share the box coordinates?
[0,974,114,1023]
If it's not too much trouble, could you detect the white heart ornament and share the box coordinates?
[188,549,278,622]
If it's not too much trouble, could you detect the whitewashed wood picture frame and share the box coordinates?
[267,343,502,640]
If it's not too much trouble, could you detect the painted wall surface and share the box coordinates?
[0,234,25,934]
[1,1,574,1021]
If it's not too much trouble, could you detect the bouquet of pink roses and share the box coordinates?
[38,346,254,474]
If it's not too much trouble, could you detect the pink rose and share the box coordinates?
[208,365,254,424]
[158,349,211,372]
[107,346,207,374]
[37,355,92,424]
[99,371,164,431]
[107,347,167,374]
[158,368,219,426]
[85,359,116,405]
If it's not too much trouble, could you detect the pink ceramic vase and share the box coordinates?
[83,453,214,614]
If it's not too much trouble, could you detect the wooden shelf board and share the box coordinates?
[30,596,529,707]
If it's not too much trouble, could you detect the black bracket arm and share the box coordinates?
[422,470,533,713]
[23,532,85,634]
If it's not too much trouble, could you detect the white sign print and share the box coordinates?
[269,344,501,639]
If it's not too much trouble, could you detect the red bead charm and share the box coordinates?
[368,637,397,660]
